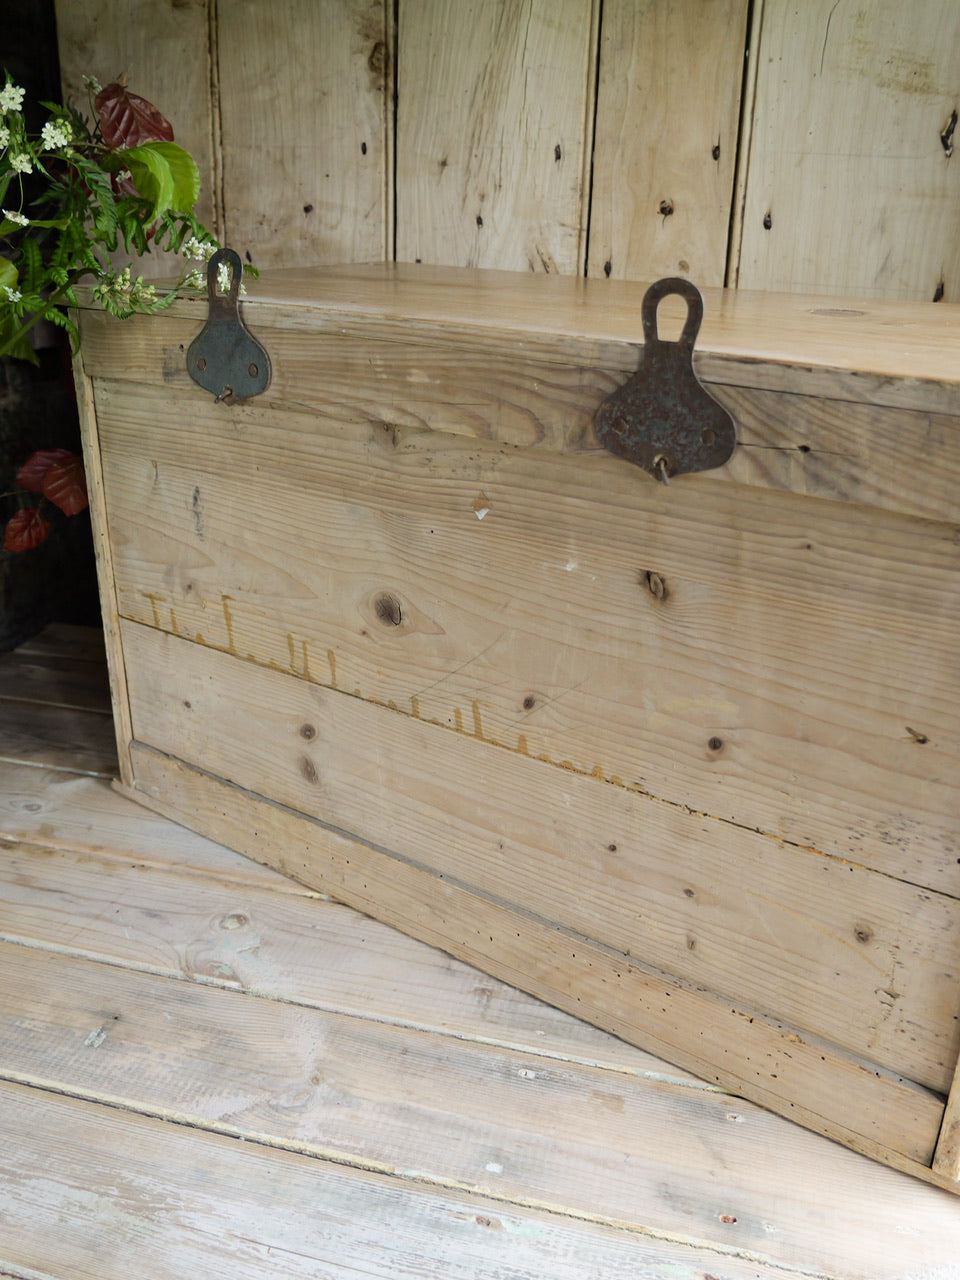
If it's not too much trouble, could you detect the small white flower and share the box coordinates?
[180,268,205,290]
[115,168,132,183]
[40,119,71,151]
[0,126,9,147]
[2,209,28,226]
[10,153,33,174]
[217,261,232,294]
[182,235,217,261]
[2,285,22,302]
[82,74,102,94]
[0,83,25,112]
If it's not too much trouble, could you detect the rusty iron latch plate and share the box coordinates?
[187,247,271,404]
[594,277,735,483]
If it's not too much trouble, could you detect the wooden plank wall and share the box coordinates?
[55,0,960,300]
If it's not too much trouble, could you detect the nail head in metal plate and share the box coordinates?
[594,277,736,482]
[186,247,271,403]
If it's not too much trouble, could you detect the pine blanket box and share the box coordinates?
[74,262,960,1191]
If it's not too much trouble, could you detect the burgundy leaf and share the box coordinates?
[95,82,174,149]
[3,508,51,552]
[16,448,75,495]
[42,454,89,516]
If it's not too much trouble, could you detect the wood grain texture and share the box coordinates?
[216,0,390,267]
[738,0,960,300]
[588,0,749,285]
[119,621,960,1096]
[54,0,219,269]
[0,1081,843,1280]
[0,840,681,1076]
[122,741,952,1184]
[1,939,957,1274]
[75,360,133,784]
[76,262,960,414]
[0,651,111,714]
[396,0,598,272]
[92,381,960,897]
[0,764,294,885]
[78,299,960,524]
[0,701,117,777]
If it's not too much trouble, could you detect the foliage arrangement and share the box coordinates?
[0,73,230,552]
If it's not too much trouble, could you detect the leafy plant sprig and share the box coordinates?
[0,72,242,363]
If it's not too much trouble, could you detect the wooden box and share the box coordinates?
[75,263,960,1190]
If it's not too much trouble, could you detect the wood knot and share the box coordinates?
[374,593,403,626]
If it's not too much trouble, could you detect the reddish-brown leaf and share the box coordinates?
[15,448,74,495]
[95,82,174,149]
[42,454,88,516]
[3,508,51,552]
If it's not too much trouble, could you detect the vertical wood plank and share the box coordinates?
[54,0,219,272]
[215,0,390,268]
[737,0,960,300]
[933,1048,960,1181]
[71,357,131,784]
[396,0,598,273]
[587,0,750,285]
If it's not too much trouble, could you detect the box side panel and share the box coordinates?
[93,377,960,901]
[119,616,960,1102]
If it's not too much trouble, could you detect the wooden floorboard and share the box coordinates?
[2,625,960,1279]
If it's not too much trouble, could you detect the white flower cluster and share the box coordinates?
[1,285,23,302]
[0,127,9,148]
[0,82,25,113]
[81,74,102,95]
[2,209,29,227]
[40,119,72,151]
[10,153,32,174]
[182,236,217,261]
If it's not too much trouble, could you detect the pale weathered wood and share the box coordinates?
[76,262,960,415]
[588,0,749,285]
[737,0,960,300]
[79,300,960,524]
[73,358,133,785]
[119,621,960,1096]
[0,764,298,886]
[92,381,960,897]
[216,0,391,268]
[54,0,220,271]
[0,839,688,1078]
[933,1048,960,1180]
[123,741,951,1185]
[0,1082,836,1280]
[1,939,957,1275]
[396,0,598,273]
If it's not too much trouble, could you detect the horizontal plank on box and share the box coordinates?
[95,382,960,896]
[0,1081,840,1280]
[76,262,960,413]
[119,620,960,1095]
[121,740,950,1183]
[79,306,960,524]
[2,937,958,1274]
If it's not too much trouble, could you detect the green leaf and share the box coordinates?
[118,141,200,218]
[0,255,17,293]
